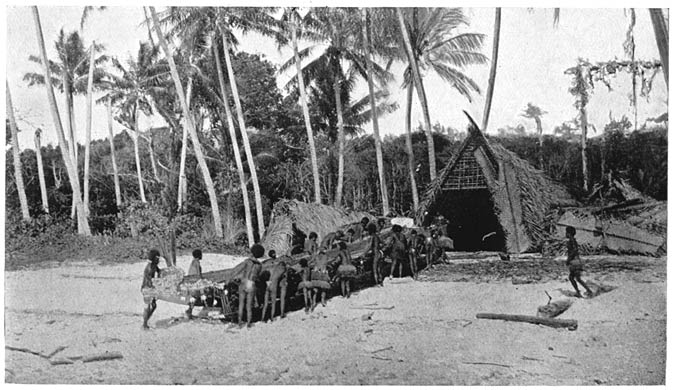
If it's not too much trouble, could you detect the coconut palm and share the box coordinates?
[34,128,50,214]
[30,7,91,235]
[396,7,487,193]
[149,6,224,238]
[360,8,390,216]
[281,7,392,207]
[482,8,501,132]
[105,42,166,203]
[649,9,668,88]
[521,102,548,170]
[6,82,31,221]
[24,28,108,218]
[159,6,278,239]
[105,98,122,208]
[279,7,322,204]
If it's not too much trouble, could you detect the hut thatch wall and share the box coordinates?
[415,113,577,253]
[261,199,374,255]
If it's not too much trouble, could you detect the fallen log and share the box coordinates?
[476,313,578,330]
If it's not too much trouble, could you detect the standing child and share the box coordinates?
[386,224,409,279]
[185,249,203,319]
[305,232,319,256]
[408,230,424,279]
[310,251,332,310]
[566,226,594,298]
[238,244,264,328]
[262,258,288,321]
[335,241,357,298]
[366,223,383,286]
[141,249,162,330]
[298,258,313,313]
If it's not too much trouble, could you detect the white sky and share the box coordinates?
[2,3,670,150]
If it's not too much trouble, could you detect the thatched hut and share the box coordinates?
[415,113,577,253]
[262,199,374,256]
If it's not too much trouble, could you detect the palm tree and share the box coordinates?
[6,82,31,221]
[361,7,390,216]
[30,7,91,235]
[149,6,224,238]
[24,28,107,219]
[568,62,591,192]
[34,128,50,214]
[521,102,547,170]
[482,8,501,131]
[280,7,322,204]
[649,9,668,88]
[106,42,165,203]
[396,7,487,183]
[105,98,122,209]
[281,8,390,207]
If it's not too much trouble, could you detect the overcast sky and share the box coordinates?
[4,4,669,150]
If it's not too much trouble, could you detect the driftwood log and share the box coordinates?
[476,313,578,330]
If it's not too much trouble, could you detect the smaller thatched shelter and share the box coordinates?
[415,113,577,253]
[262,199,374,256]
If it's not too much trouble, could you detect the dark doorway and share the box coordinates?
[427,189,505,251]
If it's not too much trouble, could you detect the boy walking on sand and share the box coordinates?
[185,249,203,319]
[141,249,162,329]
[566,226,594,298]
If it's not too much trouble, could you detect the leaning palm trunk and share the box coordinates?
[580,105,589,192]
[83,43,95,217]
[535,117,544,170]
[214,44,254,245]
[333,66,346,208]
[32,7,91,235]
[404,83,419,211]
[649,8,668,88]
[482,7,501,131]
[150,7,223,238]
[63,73,78,219]
[106,99,122,208]
[132,105,147,203]
[361,8,389,216]
[292,20,321,204]
[6,83,31,221]
[396,8,436,180]
[177,77,193,210]
[222,33,265,239]
[34,129,50,214]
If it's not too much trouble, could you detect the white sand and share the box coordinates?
[4,254,666,385]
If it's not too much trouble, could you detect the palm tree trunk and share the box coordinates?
[332,63,346,208]
[396,8,436,181]
[32,6,91,235]
[34,129,50,214]
[214,43,254,245]
[177,77,193,210]
[63,73,78,219]
[150,7,223,238]
[83,43,95,217]
[580,105,589,192]
[6,83,31,221]
[146,135,160,182]
[133,105,147,203]
[222,34,265,239]
[482,7,501,131]
[107,99,122,208]
[535,117,544,170]
[404,83,419,211]
[649,8,668,88]
[292,19,321,204]
[362,8,389,216]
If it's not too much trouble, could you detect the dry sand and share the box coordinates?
[4,253,666,385]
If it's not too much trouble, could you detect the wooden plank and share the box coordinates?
[476,312,578,330]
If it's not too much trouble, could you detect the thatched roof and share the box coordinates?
[415,113,577,253]
[261,199,374,256]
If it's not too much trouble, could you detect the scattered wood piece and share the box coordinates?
[351,306,395,310]
[476,313,578,330]
[462,361,511,368]
[521,356,542,361]
[6,345,49,358]
[537,299,573,319]
[371,356,393,361]
[369,346,393,354]
[50,358,74,366]
[462,320,473,328]
[364,329,374,334]
[77,352,124,363]
[45,346,67,359]
[552,355,568,359]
